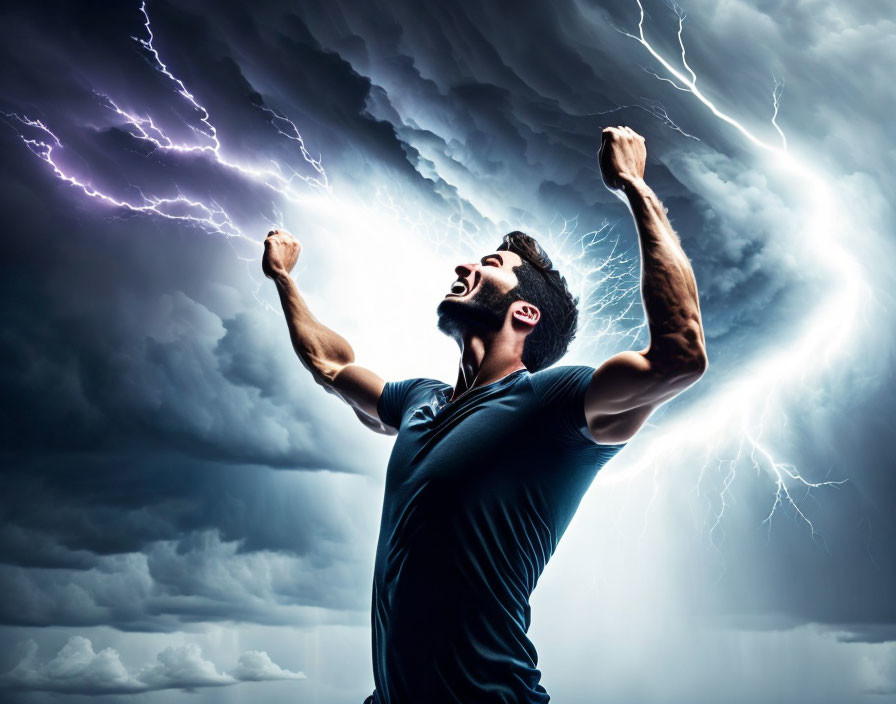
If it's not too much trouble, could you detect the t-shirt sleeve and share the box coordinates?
[376,378,439,430]
[529,364,627,454]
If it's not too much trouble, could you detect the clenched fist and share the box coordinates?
[599,125,646,195]
[262,229,301,279]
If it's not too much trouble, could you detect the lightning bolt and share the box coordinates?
[2,1,328,260]
[592,100,700,141]
[601,0,864,541]
[131,0,329,194]
[2,111,251,244]
[553,217,647,351]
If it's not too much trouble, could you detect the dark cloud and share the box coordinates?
[0,0,894,701]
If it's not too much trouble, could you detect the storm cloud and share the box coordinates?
[1,0,894,702]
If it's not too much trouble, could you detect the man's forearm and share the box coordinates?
[622,175,706,371]
[273,272,355,384]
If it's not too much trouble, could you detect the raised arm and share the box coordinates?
[262,230,396,435]
[584,127,708,444]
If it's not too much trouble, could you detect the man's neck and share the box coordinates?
[450,330,527,402]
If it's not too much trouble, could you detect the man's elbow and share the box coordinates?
[685,347,708,379]
[647,337,707,385]
[669,321,708,383]
[310,359,348,387]
[671,349,707,394]
[652,346,707,394]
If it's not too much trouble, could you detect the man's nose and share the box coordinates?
[455,262,478,278]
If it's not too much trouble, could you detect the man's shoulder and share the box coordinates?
[384,375,447,387]
[377,377,449,430]
[390,377,449,393]
[528,364,595,404]
[529,364,594,379]
[528,364,630,452]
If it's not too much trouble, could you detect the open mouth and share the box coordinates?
[445,271,479,297]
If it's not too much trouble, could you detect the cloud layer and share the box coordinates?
[1,636,304,694]
[0,0,894,702]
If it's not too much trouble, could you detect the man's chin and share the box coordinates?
[436,298,467,340]
[437,278,516,339]
[436,297,504,338]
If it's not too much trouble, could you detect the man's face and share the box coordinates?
[436,250,525,340]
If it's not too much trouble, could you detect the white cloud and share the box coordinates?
[1,637,143,694]
[230,650,307,681]
[0,636,305,694]
[136,643,234,691]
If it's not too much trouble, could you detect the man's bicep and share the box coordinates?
[330,364,390,431]
[351,406,398,436]
[583,351,697,443]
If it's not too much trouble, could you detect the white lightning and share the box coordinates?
[594,101,700,140]
[599,0,866,539]
[551,217,647,351]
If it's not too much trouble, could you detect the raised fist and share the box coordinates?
[599,125,646,194]
[262,229,302,279]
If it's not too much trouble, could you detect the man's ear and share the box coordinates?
[511,302,540,328]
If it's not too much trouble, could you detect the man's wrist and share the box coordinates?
[272,270,293,287]
[619,174,649,199]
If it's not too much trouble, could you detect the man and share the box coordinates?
[262,125,707,704]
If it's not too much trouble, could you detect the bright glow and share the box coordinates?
[600,0,867,539]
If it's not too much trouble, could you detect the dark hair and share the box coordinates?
[497,231,579,372]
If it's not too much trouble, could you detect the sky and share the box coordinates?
[0,0,894,702]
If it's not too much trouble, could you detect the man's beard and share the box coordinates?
[436,279,519,341]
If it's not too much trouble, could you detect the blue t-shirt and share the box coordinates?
[371,365,625,704]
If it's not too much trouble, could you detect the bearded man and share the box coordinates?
[262,126,707,704]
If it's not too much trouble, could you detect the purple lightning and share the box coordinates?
[131,0,328,192]
[3,112,248,243]
[3,1,328,252]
